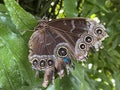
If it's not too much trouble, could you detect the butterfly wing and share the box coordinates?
[48,18,88,35]
[48,18,108,61]
[28,21,75,87]
[28,18,108,87]
[75,19,108,61]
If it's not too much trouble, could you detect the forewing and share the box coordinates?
[48,18,88,36]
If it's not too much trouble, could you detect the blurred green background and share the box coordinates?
[0,0,120,90]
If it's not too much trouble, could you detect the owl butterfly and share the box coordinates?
[28,18,108,87]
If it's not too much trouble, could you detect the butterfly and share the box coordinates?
[28,18,108,87]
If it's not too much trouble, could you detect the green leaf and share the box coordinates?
[4,0,37,31]
[53,62,92,90]
[1,0,120,90]
[0,12,16,32]
[112,35,120,49]
[0,4,8,12]
[86,0,109,13]
[64,0,78,17]
[0,22,35,89]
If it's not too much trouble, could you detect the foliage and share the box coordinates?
[0,0,120,90]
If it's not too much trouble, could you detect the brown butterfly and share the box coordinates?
[28,18,108,87]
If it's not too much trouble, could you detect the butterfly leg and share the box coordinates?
[55,58,65,79]
[63,57,75,74]
[51,74,55,84]
[35,70,40,78]
[65,65,70,75]
[42,67,55,88]
[70,61,75,70]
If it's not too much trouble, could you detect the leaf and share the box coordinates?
[112,35,120,49]
[0,22,35,89]
[4,0,37,31]
[86,0,109,13]
[0,4,8,12]
[1,0,120,90]
[53,61,92,90]
[0,11,16,32]
[64,0,78,17]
